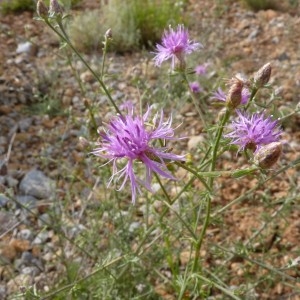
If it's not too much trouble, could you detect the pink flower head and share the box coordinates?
[189,82,203,94]
[92,106,184,203]
[225,110,282,152]
[210,87,250,105]
[153,25,202,69]
[195,63,209,75]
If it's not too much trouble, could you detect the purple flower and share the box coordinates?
[241,88,250,104]
[211,87,226,102]
[195,63,209,75]
[119,100,134,111]
[210,87,250,105]
[225,110,281,152]
[92,106,184,203]
[189,82,202,94]
[153,25,202,69]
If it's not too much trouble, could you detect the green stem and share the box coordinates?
[216,244,300,283]
[213,157,300,216]
[191,109,231,273]
[195,272,242,300]
[65,50,86,96]
[41,255,124,299]
[181,73,206,127]
[101,36,110,81]
[191,193,211,273]
[9,196,93,259]
[46,19,122,116]
[155,173,197,239]
[154,172,172,204]
[84,99,98,133]
[279,106,300,122]
[116,168,200,282]
[210,109,231,173]
[245,86,258,110]
[174,161,211,193]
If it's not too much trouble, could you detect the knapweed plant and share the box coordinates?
[32,1,300,299]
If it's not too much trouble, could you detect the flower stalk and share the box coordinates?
[191,108,231,273]
[40,15,122,116]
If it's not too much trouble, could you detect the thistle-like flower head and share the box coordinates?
[153,25,202,70]
[92,106,184,203]
[253,142,282,169]
[225,110,281,152]
[49,0,63,15]
[253,62,272,88]
[37,0,48,19]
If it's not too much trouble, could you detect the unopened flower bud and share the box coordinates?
[37,0,48,19]
[254,142,282,169]
[253,63,271,88]
[105,28,112,39]
[226,77,244,109]
[49,0,63,15]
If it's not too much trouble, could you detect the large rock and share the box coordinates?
[19,170,55,200]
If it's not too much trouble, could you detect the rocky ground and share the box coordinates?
[0,0,300,299]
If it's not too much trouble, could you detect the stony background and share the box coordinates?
[0,0,299,299]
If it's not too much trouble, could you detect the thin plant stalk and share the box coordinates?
[191,108,230,273]
[101,32,110,81]
[181,73,206,127]
[115,164,211,282]
[41,255,124,299]
[44,18,122,116]
[245,86,258,110]
[64,48,86,96]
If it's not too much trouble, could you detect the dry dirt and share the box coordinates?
[0,0,300,299]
